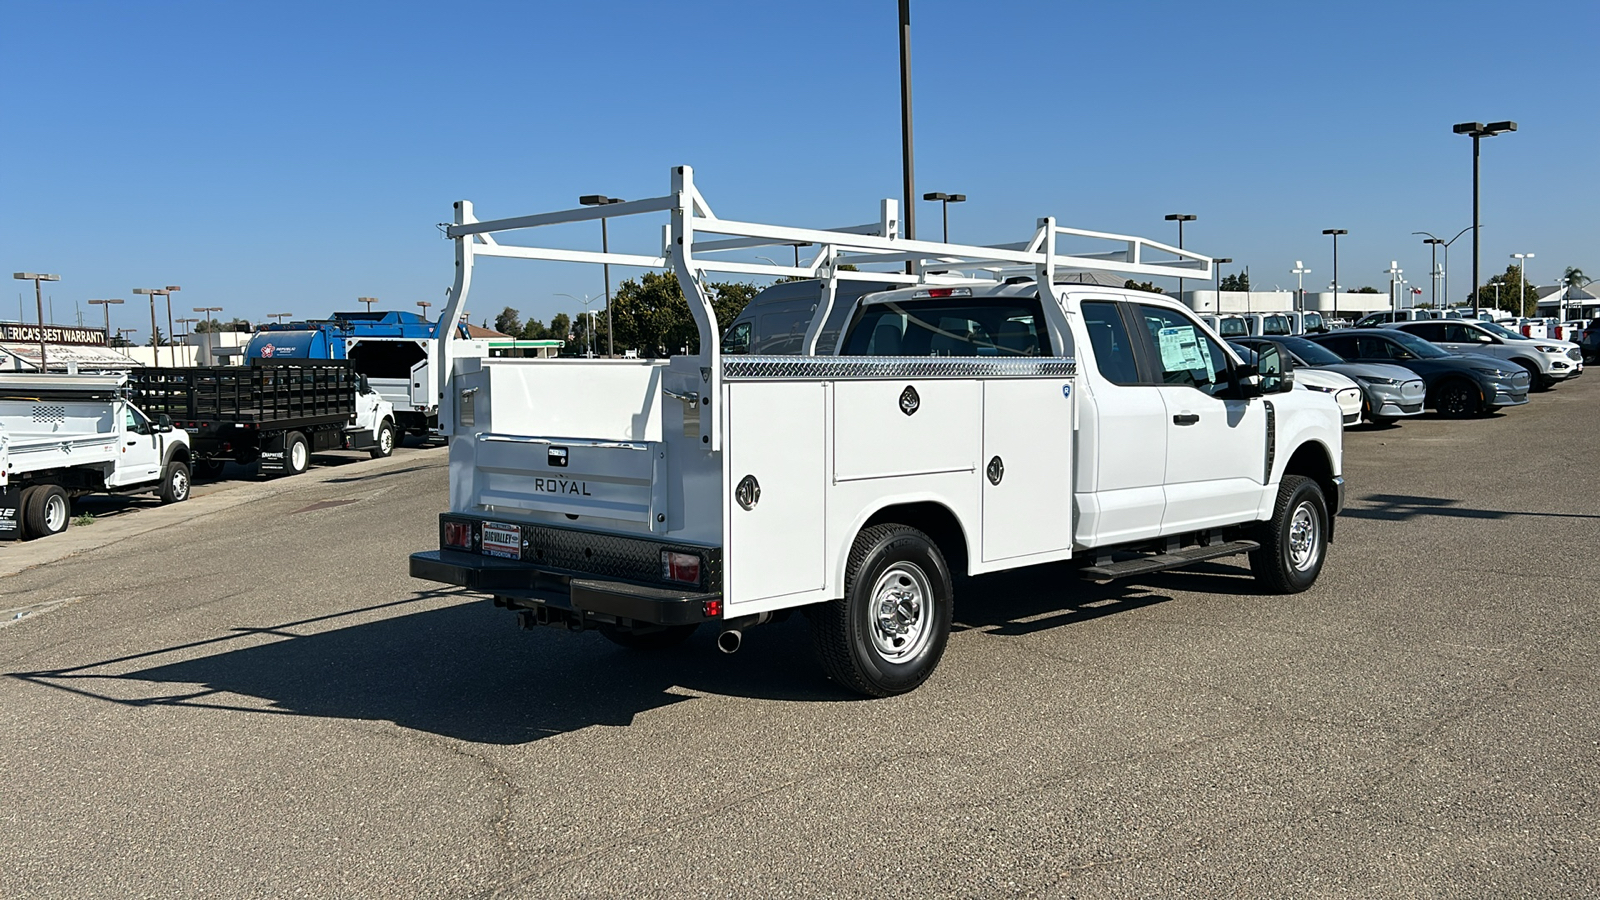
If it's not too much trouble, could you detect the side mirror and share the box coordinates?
[1256,342,1294,394]
[156,413,174,433]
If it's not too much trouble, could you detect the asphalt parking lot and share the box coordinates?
[1,383,1596,899]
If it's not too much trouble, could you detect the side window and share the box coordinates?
[1139,305,1231,395]
[1079,301,1139,385]
[1408,322,1445,341]
[720,321,751,355]
[125,408,149,434]
[1355,336,1403,360]
[1304,313,1324,333]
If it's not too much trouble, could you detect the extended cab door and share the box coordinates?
[1075,300,1167,545]
[1134,304,1269,534]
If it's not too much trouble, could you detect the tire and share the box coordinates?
[195,459,227,479]
[806,524,953,697]
[284,432,310,475]
[1431,379,1481,418]
[160,461,191,504]
[597,623,698,650]
[23,484,70,539]
[369,420,396,459]
[1368,415,1396,426]
[1249,475,1328,594]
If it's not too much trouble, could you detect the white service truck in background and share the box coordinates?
[410,167,1345,696]
[0,373,191,540]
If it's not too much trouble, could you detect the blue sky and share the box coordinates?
[3,0,1596,333]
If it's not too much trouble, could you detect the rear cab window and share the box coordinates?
[841,296,1052,358]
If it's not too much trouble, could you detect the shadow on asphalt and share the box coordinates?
[1343,493,1600,522]
[9,564,1259,745]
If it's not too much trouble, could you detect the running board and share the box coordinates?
[1080,540,1260,583]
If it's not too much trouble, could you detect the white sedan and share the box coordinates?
[1293,367,1364,428]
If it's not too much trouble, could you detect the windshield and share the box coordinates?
[1276,336,1345,366]
[1388,330,1453,359]
[1477,321,1529,341]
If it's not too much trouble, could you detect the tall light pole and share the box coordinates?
[556,293,603,357]
[1385,261,1404,313]
[88,298,124,342]
[1291,261,1311,312]
[1453,120,1517,318]
[416,300,432,320]
[176,317,197,341]
[193,306,223,344]
[922,192,965,242]
[899,0,916,250]
[579,195,624,357]
[1214,258,1233,312]
[268,312,293,324]
[1414,227,1473,311]
[162,286,181,365]
[116,327,138,348]
[1322,230,1347,320]
[13,273,59,371]
[132,287,170,368]
[1165,214,1197,299]
[1511,252,1534,316]
[358,296,378,313]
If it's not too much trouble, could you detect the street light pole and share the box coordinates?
[1214,258,1233,312]
[1291,261,1311,312]
[416,300,432,320]
[13,273,60,371]
[1322,230,1347,320]
[163,285,181,366]
[922,192,966,242]
[899,0,916,252]
[88,298,124,343]
[1165,214,1197,299]
[132,287,169,369]
[579,195,625,357]
[358,296,378,313]
[1511,252,1534,316]
[1385,261,1403,313]
[1453,121,1517,318]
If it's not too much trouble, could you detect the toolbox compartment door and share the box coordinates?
[725,381,827,605]
[473,434,668,533]
[981,379,1075,562]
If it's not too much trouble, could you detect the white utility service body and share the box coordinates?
[349,335,489,438]
[411,166,1345,696]
[0,373,192,539]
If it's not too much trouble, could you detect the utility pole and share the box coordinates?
[898,0,916,262]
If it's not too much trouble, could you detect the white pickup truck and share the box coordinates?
[410,167,1345,696]
[0,373,192,540]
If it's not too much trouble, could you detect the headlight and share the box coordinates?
[1472,367,1510,378]
[1354,375,1400,385]
[1303,383,1334,393]
[1535,344,1562,353]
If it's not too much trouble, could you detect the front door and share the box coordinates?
[116,406,164,486]
[1135,304,1269,534]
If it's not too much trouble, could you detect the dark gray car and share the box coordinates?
[1231,335,1426,424]
[1304,329,1531,417]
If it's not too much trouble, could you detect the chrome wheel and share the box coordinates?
[171,469,189,501]
[379,425,394,454]
[1287,501,1320,572]
[868,562,934,663]
[291,440,308,472]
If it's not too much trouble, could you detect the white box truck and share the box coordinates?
[410,167,1345,696]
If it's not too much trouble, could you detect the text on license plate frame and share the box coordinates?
[481,521,521,559]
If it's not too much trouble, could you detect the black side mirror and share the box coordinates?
[156,413,174,433]
[1256,342,1294,394]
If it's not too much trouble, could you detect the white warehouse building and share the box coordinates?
[1178,290,1396,318]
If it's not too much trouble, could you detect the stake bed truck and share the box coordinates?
[129,360,396,477]
[0,373,191,540]
[410,167,1345,696]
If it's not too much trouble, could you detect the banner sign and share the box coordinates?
[0,323,108,346]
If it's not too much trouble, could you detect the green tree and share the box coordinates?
[1123,279,1165,294]
[519,318,548,341]
[494,306,522,336]
[549,313,571,342]
[193,318,223,333]
[1468,264,1540,315]
[608,272,760,357]
[1352,286,1380,294]
[1219,272,1251,292]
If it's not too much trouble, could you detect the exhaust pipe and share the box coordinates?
[716,612,774,655]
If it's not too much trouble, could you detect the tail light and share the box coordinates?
[661,550,702,585]
[442,521,473,550]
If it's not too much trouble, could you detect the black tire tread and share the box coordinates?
[23,484,69,539]
[1249,475,1325,594]
[159,461,190,504]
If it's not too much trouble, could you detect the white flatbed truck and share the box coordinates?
[0,373,192,540]
[410,166,1345,696]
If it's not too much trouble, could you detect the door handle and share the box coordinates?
[1172,413,1200,426]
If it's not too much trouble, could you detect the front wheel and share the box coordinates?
[807,524,953,697]
[1249,475,1329,594]
[369,421,396,459]
[159,461,191,504]
[1432,380,1481,418]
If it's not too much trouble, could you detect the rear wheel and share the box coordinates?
[1432,380,1481,418]
[1249,475,1328,594]
[159,461,191,504]
[23,484,70,539]
[597,623,698,650]
[807,524,953,697]
[369,420,396,459]
[284,432,310,475]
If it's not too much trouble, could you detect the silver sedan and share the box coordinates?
[1231,336,1426,424]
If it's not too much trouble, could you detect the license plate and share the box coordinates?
[481,522,522,559]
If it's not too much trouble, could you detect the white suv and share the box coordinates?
[1391,319,1582,391]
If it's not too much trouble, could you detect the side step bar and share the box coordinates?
[1080,540,1260,583]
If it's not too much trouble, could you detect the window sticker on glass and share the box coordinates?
[1158,326,1205,371]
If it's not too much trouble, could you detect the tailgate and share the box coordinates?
[472,434,668,533]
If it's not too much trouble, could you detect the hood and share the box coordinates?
[1292,367,1358,391]
[1317,362,1422,383]
[1450,352,1523,375]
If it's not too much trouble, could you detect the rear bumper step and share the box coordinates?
[1080,540,1260,583]
[410,549,718,626]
